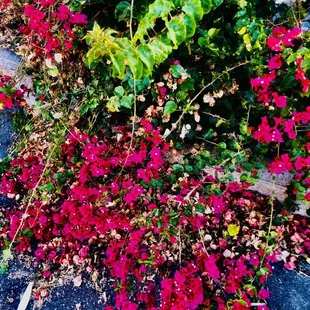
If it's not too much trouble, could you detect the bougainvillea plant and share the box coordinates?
[0,119,310,310]
[0,0,310,309]
[250,25,310,204]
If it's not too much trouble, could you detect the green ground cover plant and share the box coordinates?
[0,0,310,309]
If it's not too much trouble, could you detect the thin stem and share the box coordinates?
[130,0,135,40]
[201,111,229,122]
[8,144,57,251]
[178,229,182,265]
[166,60,249,136]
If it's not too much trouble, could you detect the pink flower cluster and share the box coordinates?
[266,26,301,51]
[0,154,44,196]
[20,1,87,57]
[1,119,310,309]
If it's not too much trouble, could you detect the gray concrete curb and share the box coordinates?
[204,166,309,216]
[0,47,36,107]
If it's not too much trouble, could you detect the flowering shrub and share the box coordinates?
[250,26,310,203]
[0,119,310,309]
[1,0,310,309]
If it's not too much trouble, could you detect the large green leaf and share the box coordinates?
[164,100,177,115]
[182,0,203,20]
[301,58,310,70]
[110,53,126,79]
[149,39,172,63]
[137,44,155,76]
[115,1,131,22]
[133,19,153,44]
[124,49,144,79]
[167,17,187,47]
[212,0,223,8]
[149,0,174,18]
[182,14,196,38]
[121,96,133,109]
[201,0,212,14]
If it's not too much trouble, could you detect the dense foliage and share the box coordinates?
[0,0,310,309]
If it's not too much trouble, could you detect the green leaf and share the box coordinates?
[110,53,126,79]
[149,0,174,18]
[124,49,144,79]
[120,96,133,109]
[0,263,8,274]
[115,1,131,22]
[281,74,297,91]
[79,104,89,115]
[167,17,187,47]
[164,100,177,115]
[212,0,223,8]
[114,86,125,97]
[173,163,184,173]
[156,219,163,228]
[216,119,227,127]
[137,44,155,77]
[170,64,186,78]
[182,14,196,38]
[203,128,213,139]
[218,142,226,149]
[168,211,177,217]
[237,0,247,8]
[228,224,240,237]
[182,0,203,21]
[185,165,193,173]
[286,52,298,64]
[149,39,172,64]
[170,218,179,226]
[208,28,220,38]
[240,119,250,135]
[22,229,34,238]
[47,66,59,77]
[301,58,310,70]
[201,0,212,14]
[106,96,121,112]
[242,163,252,172]
[2,249,13,260]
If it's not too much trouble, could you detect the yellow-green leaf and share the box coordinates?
[182,0,203,21]
[137,44,155,76]
[182,14,196,38]
[228,224,240,237]
[167,17,187,47]
[110,53,126,79]
[2,249,13,260]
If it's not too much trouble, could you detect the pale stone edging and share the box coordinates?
[204,167,309,217]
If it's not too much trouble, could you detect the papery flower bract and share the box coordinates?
[70,12,87,25]
[268,55,283,69]
[266,36,282,51]
[272,92,287,108]
[269,154,294,174]
[283,28,302,47]
[258,288,270,300]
